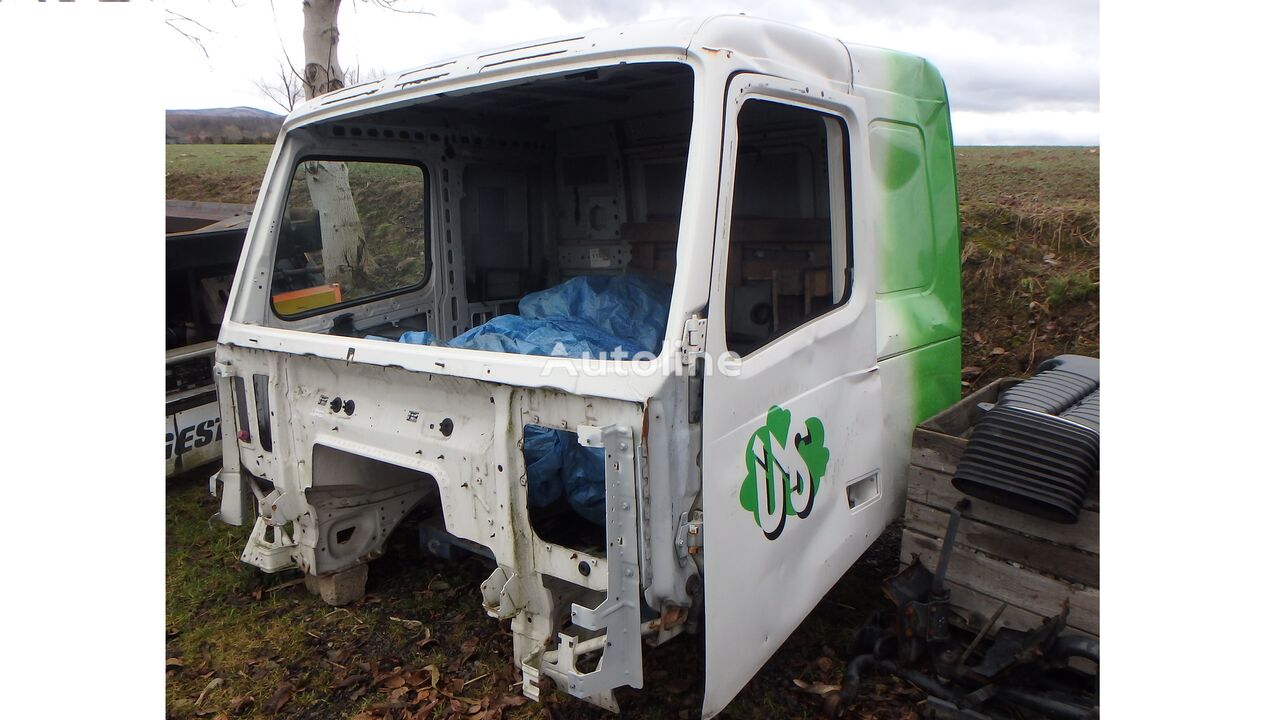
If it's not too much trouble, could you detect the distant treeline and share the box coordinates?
[166,107,283,145]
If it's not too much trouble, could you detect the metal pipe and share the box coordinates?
[957,602,1007,669]
[859,654,1098,720]
[932,499,970,596]
[997,686,1096,720]
[890,662,964,703]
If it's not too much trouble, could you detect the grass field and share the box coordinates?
[951,147,1099,386]
[166,143,1099,719]
[167,144,276,204]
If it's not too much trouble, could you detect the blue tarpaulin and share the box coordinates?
[451,274,670,358]
[377,275,670,525]
[370,274,670,359]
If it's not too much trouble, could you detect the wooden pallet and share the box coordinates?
[903,378,1100,640]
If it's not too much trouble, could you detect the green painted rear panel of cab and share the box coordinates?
[859,48,963,423]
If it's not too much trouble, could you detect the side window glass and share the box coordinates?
[272,160,428,317]
[723,100,851,357]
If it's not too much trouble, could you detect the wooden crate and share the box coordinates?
[904,378,1100,640]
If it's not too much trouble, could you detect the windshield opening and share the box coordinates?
[271,62,694,362]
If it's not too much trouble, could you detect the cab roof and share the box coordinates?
[286,15,946,129]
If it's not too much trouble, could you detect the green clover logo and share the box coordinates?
[739,405,830,540]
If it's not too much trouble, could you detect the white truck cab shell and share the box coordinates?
[211,15,962,717]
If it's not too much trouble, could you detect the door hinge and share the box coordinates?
[675,511,703,566]
[680,316,707,364]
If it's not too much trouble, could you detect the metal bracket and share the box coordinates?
[680,316,707,364]
[481,566,525,620]
[240,515,298,573]
[212,360,234,378]
[682,316,707,424]
[211,467,252,526]
[532,424,644,711]
[674,510,703,566]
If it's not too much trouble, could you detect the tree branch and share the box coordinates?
[164,8,216,59]
[269,0,308,86]
[363,0,435,15]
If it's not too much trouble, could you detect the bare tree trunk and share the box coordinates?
[301,0,364,287]
[303,161,365,286]
[301,0,345,99]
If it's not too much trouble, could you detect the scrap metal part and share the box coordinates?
[832,503,1099,720]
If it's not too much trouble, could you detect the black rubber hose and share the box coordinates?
[890,662,964,703]
[829,654,962,717]
[851,624,889,655]
[835,654,878,705]
[997,685,1097,720]
[1048,634,1100,664]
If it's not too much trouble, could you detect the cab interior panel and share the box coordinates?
[267,63,697,350]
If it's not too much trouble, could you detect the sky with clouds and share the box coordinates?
[162,0,1098,145]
